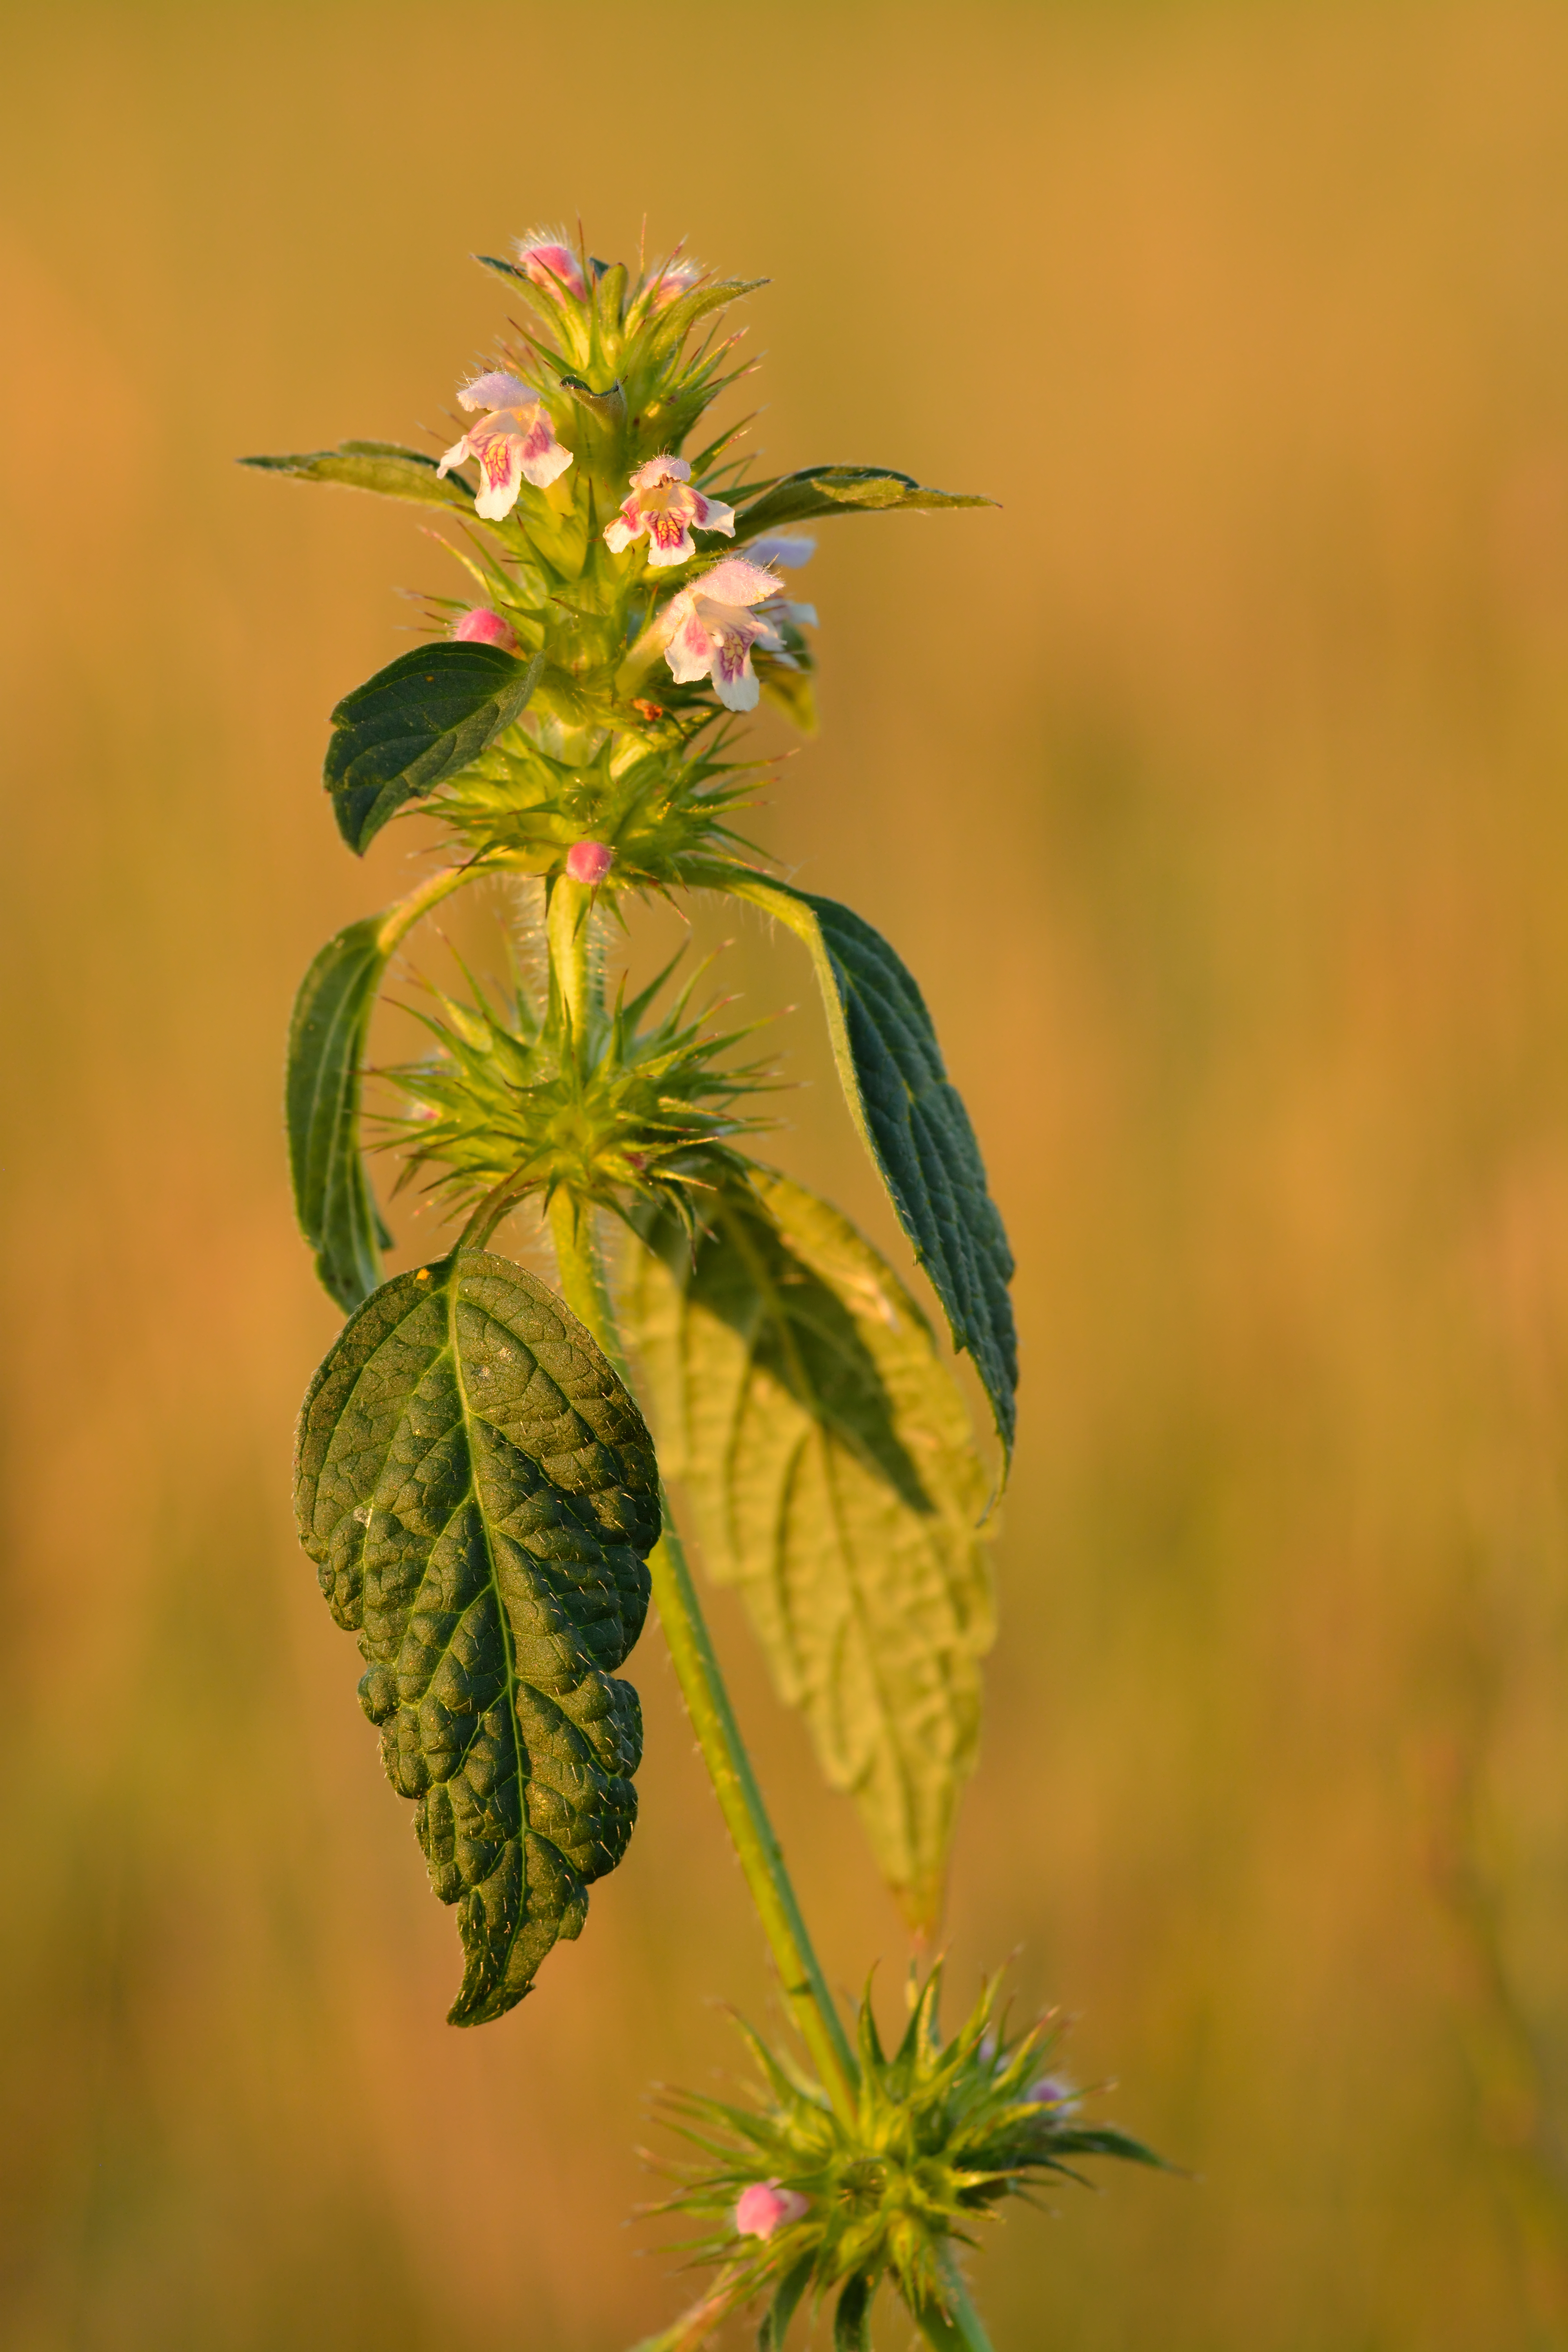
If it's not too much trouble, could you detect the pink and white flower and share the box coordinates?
[437,373,572,520]
[604,456,735,569]
[450,606,517,650]
[733,2180,808,2241]
[517,235,586,301]
[660,557,785,712]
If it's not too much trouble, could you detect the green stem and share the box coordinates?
[375,857,483,957]
[547,1188,860,2124]
[546,870,594,1038]
[539,877,995,2352]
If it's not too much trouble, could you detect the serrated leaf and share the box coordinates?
[324,642,542,852]
[735,465,993,537]
[286,868,474,1312]
[294,1249,661,2025]
[622,1171,994,1929]
[724,879,1017,1465]
[239,439,476,511]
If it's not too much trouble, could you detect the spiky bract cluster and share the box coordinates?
[376,941,776,1229]
[654,1967,1165,2346]
[436,719,766,889]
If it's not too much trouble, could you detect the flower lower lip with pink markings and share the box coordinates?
[603,456,735,570]
[436,371,573,521]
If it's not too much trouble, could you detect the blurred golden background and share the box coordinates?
[6,0,1568,2343]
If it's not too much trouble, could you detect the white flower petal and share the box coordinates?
[436,433,471,480]
[472,431,524,520]
[690,493,736,538]
[459,370,533,413]
[521,438,573,488]
[664,608,716,684]
[746,533,816,570]
[711,656,760,712]
[603,515,638,553]
[691,557,781,610]
[631,454,690,490]
[645,520,696,568]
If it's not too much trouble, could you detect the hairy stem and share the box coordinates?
[541,877,996,2352]
[547,1186,860,2122]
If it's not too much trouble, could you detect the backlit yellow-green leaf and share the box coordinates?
[622,1171,993,1928]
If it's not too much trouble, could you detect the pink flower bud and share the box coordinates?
[451,606,517,651]
[564,840,613,886]
[519,238,586,300]
[734,2180,808,2241]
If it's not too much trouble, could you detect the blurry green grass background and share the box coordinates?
[6,0,1568,2344]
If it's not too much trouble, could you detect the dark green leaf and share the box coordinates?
[294,1250,661,2025]
[1050,2125,1174,2170]
[287,915,392,1312]
[623,1171,993,1927]
[833,2275,873,2352]
[286,868,473,1312]
[724,880,1017,1464]
[759,2258,815,2350]
[238,439,475,511]
[736,465,993,537]
[324,642,541,853]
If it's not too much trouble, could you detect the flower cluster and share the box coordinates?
[646,1967,1165,2348]
[398,229,822,884]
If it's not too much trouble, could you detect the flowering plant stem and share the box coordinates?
[271,234,1163,2345]
[541,880,995,2352]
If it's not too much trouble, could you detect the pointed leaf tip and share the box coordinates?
[735,465,994,537]
[239,441,477,511]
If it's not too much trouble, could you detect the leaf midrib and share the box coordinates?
[444,1278,528,1984]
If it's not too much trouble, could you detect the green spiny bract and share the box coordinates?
[375,942,777,1230]
[652,1967,1166,2344]
[431,715,771,889]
